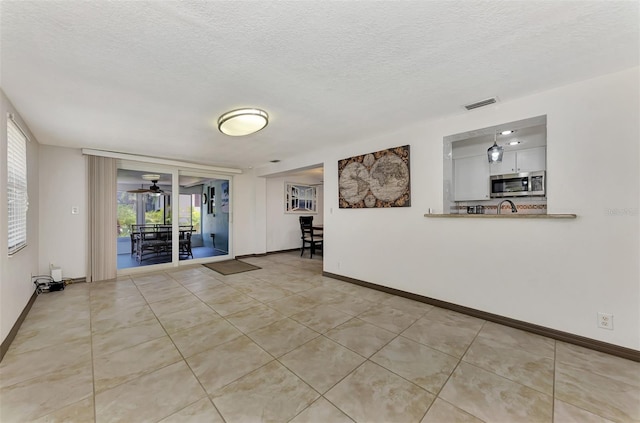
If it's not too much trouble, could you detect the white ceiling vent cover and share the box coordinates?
[464,97,498,110]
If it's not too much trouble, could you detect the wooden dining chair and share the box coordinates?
[299,216,322,258]
[130,224,141,255]
[179,225,193,259]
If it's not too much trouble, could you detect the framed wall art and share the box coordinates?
[338,145,410,208]
[285,182,317,213]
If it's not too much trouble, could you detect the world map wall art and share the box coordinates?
[338,145,411,208]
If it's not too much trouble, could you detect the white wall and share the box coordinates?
[38,145,87,278]
[266,176,324,252]
[256,68,640,350]
[1,91,40,344]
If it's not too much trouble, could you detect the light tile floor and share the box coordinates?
[1,252,639,422]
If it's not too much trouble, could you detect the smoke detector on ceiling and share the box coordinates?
[464,97,498,110]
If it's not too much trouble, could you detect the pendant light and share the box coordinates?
[487,132,503,163]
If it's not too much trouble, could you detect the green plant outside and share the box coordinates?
[117,193,200,237]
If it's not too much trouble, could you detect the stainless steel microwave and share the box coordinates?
[490,171,545,198]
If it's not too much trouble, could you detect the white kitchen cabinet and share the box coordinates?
[490,147,546,175]
[517,147,546,172]
[454,155,490,201]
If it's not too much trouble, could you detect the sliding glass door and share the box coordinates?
[116,164,232,272]
[178,171,231,261]
[116,168,173,269]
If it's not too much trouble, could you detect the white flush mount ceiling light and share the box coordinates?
[218,108,269,136]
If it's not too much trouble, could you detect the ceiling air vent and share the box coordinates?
[464,97,497,110]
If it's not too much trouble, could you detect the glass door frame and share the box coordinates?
[178,169,233,265]
[116,161,234,276]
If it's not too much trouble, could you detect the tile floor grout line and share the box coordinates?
[14,287,95,421]
[283,325,444,419]
[175,342,229,423]
[0,320,88,388]
[458,335,558,398]
[552,339,557,423]
[223,307,299,345]
[367,328,458,396]
[552,343,634,421]
[364,352,442,397]
[206,356,282,400]
[396,321,482,367]
[318,394,358,423]
[91,318,167,358]
[459,357,557,398]
[424,319,489,420]
[463,359,559,399]
[356,328,468,414]
[353,307,425,340]
[327,352,448,421]
[246,318,323,358]
[225,274,367,419]
[92,283,186,392]
[322,316,397,359]
[317,359,372,416]
[430,397,490,423]
[262,325,369,418]
[129,270,228,422]
[256,279,448,404]
[89,282,98,423]
[284,332,366,389]
[283,396,353,423]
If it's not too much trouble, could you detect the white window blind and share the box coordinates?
[7,117,28,255]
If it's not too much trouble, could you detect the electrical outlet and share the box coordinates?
[598,312,614,330]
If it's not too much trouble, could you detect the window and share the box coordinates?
[179,194,201,234]
[285,183,317,213]
[117,191,136,238]
[7,117,28,254]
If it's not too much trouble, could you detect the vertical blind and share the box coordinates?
[7,117,28,255]
[87,155,117,282]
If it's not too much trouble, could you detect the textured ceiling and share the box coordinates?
[1,1,638,169]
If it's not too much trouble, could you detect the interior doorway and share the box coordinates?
[264,165,324,255]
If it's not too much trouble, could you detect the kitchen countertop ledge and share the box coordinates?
[424,213,577,219]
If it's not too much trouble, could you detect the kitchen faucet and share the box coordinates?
[497,199,517,214]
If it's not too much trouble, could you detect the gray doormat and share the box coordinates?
[202,260,261,275]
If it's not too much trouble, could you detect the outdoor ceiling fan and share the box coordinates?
[127,174,167,194]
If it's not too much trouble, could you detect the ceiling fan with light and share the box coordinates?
[127,174,167,194]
